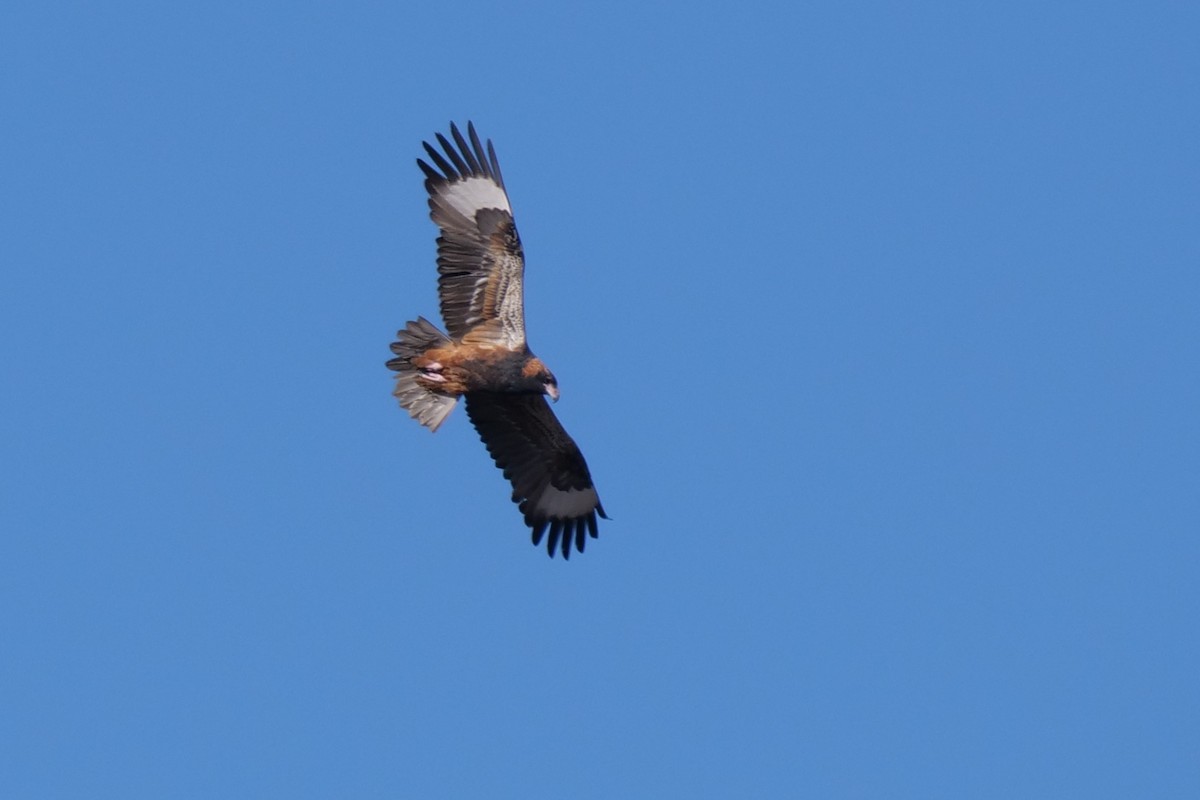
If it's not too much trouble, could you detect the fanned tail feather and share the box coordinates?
[387,317,458,432]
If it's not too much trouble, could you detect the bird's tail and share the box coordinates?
[387,317,458,432]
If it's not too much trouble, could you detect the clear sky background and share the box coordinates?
[3,2,1198,797]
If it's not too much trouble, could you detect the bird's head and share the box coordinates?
[523,358,559,402]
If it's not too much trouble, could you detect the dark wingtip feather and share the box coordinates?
[527,510,604,558]
[434,132,470,176]
[416,158,441,182]
[530,520,547,548]
[421,141,457,180]
[450,123,483,175]
[547,519,565,558]
[486,139,505,189]
[560,521,572,559]
[466,122,492,181]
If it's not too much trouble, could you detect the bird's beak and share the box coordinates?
[546,384,559,403]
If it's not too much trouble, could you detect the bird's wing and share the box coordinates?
[419,122,526,349]
[464,393,606,558]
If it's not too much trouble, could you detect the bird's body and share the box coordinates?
[387,122,606,558]
[411,337,555,398]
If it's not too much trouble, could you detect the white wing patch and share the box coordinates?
[438,176,510,219]
[534,485,600,520]
[461,274,493,330]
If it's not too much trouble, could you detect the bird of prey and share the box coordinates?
[387,122,607,558]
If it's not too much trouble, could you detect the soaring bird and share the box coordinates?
[387,122,607,558]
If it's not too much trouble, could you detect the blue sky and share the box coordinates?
[3,1,1198,797]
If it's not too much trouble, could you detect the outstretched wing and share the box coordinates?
[464,393,607,559]
[418,122,526,349]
